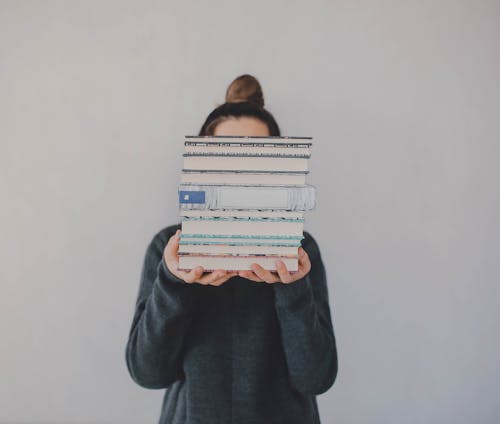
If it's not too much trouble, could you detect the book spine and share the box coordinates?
[183,152,311,158]
[181,169,309,174]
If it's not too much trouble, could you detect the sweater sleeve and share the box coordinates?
[125,227,196,389]
[272,231,338,395]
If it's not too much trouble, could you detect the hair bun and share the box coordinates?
[225,74,264,107]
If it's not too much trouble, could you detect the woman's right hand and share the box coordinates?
[164,229,237,286]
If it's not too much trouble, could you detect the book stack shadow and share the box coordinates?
[177,135,316,272]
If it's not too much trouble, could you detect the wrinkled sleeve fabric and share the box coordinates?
[273,231,338,395]
[125,227,196,389]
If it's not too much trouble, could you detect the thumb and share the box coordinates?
[165,230,181,260]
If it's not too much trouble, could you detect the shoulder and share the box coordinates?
[302,230,322,262]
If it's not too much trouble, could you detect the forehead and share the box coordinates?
[213,116,270,137]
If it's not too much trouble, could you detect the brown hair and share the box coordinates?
[225,74,265,107]
[199,74,280,136]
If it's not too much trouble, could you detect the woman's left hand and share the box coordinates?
[238,247,311,284]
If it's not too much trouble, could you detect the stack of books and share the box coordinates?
[177,135,316,272]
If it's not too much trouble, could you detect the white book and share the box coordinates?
[178,244,298,256]
[181,219,304,236]
[179,234,303,246]
[185,135,312,145]
[178,254,299,272]
[183,156,309,172]
[180,172,307,185]
[180,210,304,219]
[178,184,316,211]
[185,145,311,156]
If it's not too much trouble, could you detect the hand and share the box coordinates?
[164,229,238,286]
[238,247,312,284]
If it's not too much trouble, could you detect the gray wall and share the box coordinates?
[1,1,499,423]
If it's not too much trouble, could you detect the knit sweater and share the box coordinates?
[125,223,338,424]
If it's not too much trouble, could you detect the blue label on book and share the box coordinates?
[179,190,206,204]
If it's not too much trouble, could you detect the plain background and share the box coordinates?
[1,1,499,423]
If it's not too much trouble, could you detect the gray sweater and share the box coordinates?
[125,223,338,423]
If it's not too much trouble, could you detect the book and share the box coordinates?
[181,217,304,236]
[180,209,304,218]
[177,254,299,272]
[182,155,309,172]
[178,184,316,210]
[180,171,308,185]
[184,135,312,144]
[177,135,315,272]
[185,145,311,156]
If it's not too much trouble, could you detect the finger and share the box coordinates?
[209,271,238,286]
[275,260,293,284]
[238,270,264,282]
[238,270,260,281]
[208,270,238,285]
[165,229,181,262]
[250,263,279,284]
[183,266,205,283]
[168,229,181,246]
[197,269,229,285]
[298,247,311,275]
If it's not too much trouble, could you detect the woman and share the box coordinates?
[125,75,338,424]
